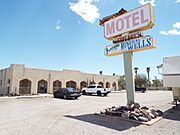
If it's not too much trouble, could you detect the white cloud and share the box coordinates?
[159,31,168,35]
[160,30,180,36]
[57,19,61,25]
[69,0,100,24]
[56,26,61,30]
[56,19,61,30]
[173,22,180,29]
[168,29,180,35]
[160,22,180,36]
[138,0,156,6]
[175,0,180,3]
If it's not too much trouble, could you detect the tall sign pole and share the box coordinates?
[100,3,155,107]
[123,52,135,106]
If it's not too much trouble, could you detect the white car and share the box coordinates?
[81,84,111,96]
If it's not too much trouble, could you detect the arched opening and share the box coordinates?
[80,81,87,89]
[98,82,104,87]
[106,82,110,88]
[66,81,77,89]
[112,82,117,91]
[37,80,48,93]
[19,79,31,95]
[53,80,62,92]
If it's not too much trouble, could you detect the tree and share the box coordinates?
[135,74,148,87]
[99,71,102,75]
[152,76,163,89]
[118,75,126,90]
[134,67,139,76]
[146,67,151,87]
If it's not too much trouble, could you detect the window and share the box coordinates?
[88,86,96,88]
[57,89,62,92]
[0,80,2,85]
[97,86,102,88]
[8,79,10,84]
[67,88,77,92]
[63,88,68,92]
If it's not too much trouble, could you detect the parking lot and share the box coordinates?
[0,90,180,135]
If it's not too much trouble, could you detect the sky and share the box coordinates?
[0,0,180,80]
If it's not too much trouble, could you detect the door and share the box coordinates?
[86,85,96,93]
[38,80,48,93]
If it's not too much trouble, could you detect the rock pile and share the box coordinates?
[100,103,163,122]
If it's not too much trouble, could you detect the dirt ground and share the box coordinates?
[0,90,179,135]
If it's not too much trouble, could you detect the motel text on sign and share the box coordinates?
[104,4,154,40]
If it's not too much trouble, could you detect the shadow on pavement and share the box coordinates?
[163,105,180,121]
[64,114,140,131]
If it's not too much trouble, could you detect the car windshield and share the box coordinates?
[67,88,77,92]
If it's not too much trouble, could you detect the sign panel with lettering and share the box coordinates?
[104,4,154,40]
[113,31,143,43]
[104,36,156,56]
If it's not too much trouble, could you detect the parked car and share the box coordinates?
[53,88,81,99]
[81,84,111,96]
[135,86,146,93]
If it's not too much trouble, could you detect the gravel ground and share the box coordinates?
[0,90,179,135]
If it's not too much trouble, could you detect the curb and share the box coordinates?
[0,94,53,99]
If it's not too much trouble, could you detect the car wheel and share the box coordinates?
[82,90,87,95]
[63,94,67,99]
[54,94,57,98]
[104,93,107,96]
[75,97,78,99]
[97,91,101,96]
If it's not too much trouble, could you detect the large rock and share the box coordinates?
[149,112,156,119]
[151,109,159,117]
[121,112,129,118]
[130,111,140,117]
[131,103,140,109]
[156,110,163,116]
[141,106,149,110]
[129,115,138,121]
[138,116,148,122]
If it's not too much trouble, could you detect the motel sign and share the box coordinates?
[104,4,154,40]
[100,3,155,106]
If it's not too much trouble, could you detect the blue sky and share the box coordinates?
[0,0,180,80]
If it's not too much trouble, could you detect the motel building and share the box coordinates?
[0,64,118,96]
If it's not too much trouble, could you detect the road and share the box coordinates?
[0,90,179,135]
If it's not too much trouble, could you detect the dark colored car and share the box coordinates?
[53,88,81,99]
[135,86,146,93]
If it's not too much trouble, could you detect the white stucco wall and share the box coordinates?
[0,67,11,95]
